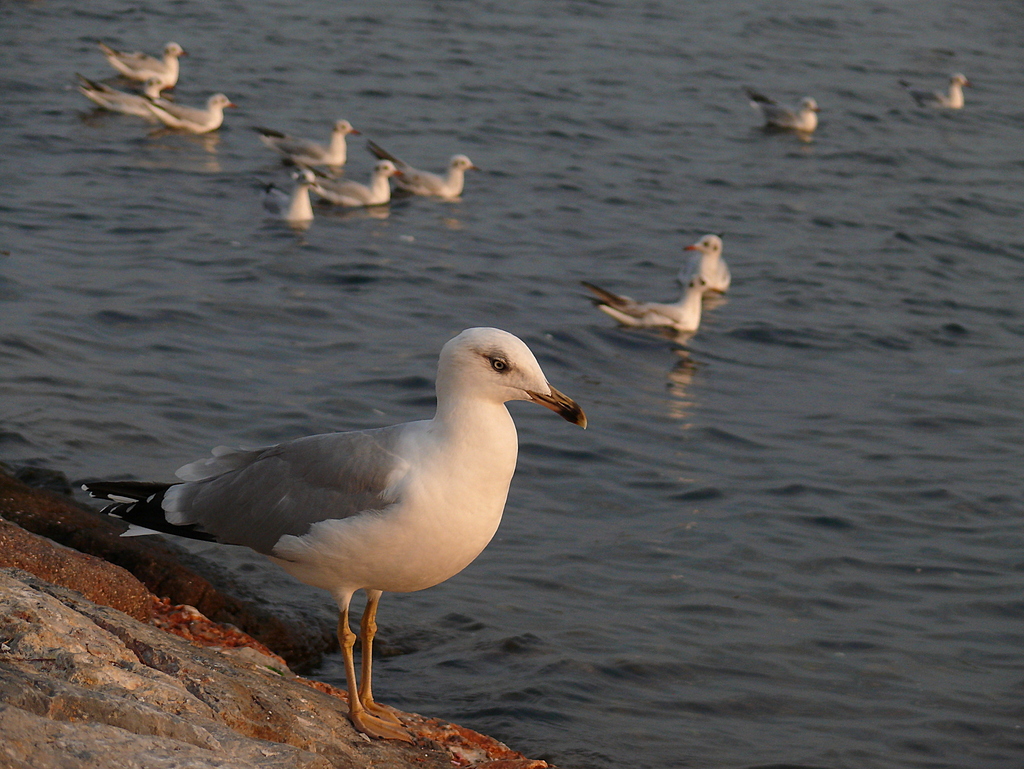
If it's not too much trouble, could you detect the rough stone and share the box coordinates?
[0,568,548,769]
[0,518,152,621]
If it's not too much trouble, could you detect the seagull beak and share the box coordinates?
[350,128,362,135]
[684,244,699,251]
[527,385,587,428]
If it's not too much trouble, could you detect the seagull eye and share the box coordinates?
[490,357,508,372]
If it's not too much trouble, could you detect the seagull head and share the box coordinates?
[209,94,236,110]
[684,233,723,257]
[143,78,164,99]
[334,119,359,136]
[951,73,970,87]
[165,42,187,58]
[800,97,820,113]
[437,328,586,428]
[374,160,402,178]
[450,155,479,172]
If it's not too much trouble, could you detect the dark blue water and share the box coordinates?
[3,1,1024,767]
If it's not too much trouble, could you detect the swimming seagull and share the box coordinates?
[76,73,165,120]
[309,159,401,207]
[83,327,586,742]
[367,141,478,200]
[684,234,731,293]
[899,73,971,109]
[144,93,235,134]
[254,120,360,169]
[744,87,819,133]
[98,41,186,91]
[583,256,707,334]
[263,169,316,227]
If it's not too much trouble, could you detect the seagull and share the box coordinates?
[98,41,186,91]
[899,73,971,109]
[254,120,360,169]
[745,88,819,133]
[263,169,316,227]
[309,160,401,207]
[144,93,235,134]
[684,234,731,293]
[583,257,706,334]
[367,141,478,200]
[76,73,165,120]
[83,327,586,742]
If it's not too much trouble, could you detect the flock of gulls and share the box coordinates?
[76,40,480,229]
[77,38,973,742]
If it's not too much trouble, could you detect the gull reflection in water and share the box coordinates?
[317,204,391,222]
[142,129,222,172]
[666,347,699,424]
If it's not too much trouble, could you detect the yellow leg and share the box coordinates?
[358,589,402,725]
[337,600,411,741]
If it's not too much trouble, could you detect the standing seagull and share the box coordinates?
[98,41,186,91]
[144,93,235,134]
[309,159,401,207]
[84,328,586,742]
[76,73,165,120]
[900,73,971,109]
[254,119,360,170]
[684,234,731,293]
[367,141,478,200]
[582,258,707,335]
[745,87,819,133]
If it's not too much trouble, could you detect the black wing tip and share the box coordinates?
[366,140,398,163]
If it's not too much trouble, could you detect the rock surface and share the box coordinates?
[0,568,550,769]
[0,517,152,621]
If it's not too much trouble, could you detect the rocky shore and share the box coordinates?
[0,466,551,769]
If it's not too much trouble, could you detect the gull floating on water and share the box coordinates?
[899,73,971,109]
[254,120,360,169]
[309,159,401,207]
[583,256,706,334]
[98,41,185,91]
[144,93,235,133]
[685,234,731,293]
[76,73,165,120]
[263,169,316,227]
[367,141,478,200]
[745,87,819,133]
[84,327,586,741]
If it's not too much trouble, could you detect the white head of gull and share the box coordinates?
[684,233,731,293]
[84,327,586,741]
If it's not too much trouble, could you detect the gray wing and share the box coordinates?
[165,424,413,554]
[150,99,205,122]
[760,102,798,127]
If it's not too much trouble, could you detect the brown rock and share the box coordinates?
[0,519,151,621]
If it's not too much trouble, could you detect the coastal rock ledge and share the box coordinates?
[0,568,549,769]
